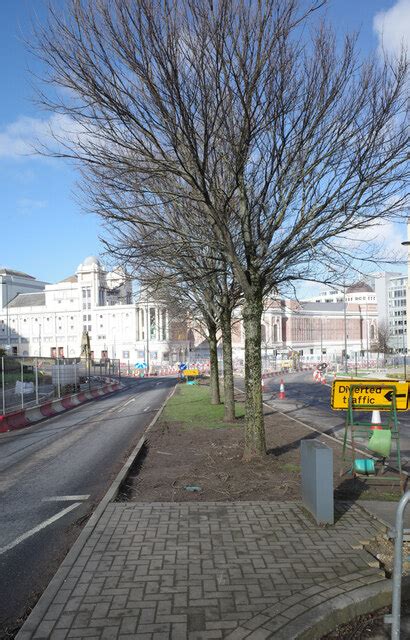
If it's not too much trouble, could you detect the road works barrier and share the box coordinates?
[0,382,122,434]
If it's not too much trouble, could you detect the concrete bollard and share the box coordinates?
[301,440,334,525]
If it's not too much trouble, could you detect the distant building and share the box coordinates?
[0,257,189,365]
[226,291,379,366]
[0,267,48,309]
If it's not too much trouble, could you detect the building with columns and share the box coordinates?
[226,288,379,366]
[0,259,383,367]
[0,257,189,367]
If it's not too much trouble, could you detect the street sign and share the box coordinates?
[183,369,199,377]
[179,363,187,371]
[331,379,409,411]
[135,362,147,369]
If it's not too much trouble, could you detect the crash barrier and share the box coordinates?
[301,440,334,525]
[0,381,122,434]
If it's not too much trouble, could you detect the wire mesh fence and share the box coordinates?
[1,356,120,415]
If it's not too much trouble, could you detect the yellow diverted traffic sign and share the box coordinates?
[182,369,199,377]
[331,379,409,411]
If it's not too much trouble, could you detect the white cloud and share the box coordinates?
[16,198,48,214]
[0,114,82,160]
[373,0,410,57]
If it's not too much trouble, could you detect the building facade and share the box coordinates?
[0,257,189,367]
[0,261,385,367]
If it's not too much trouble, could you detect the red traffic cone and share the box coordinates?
[279,379,285,399]
[370,410,383,430]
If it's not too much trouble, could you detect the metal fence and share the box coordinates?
[1,356,120,416]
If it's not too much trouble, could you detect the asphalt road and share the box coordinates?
[0,376,176,636]
[259,371,410,470]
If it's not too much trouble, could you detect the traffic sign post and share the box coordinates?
[182,368,199,385]
[331,379,409,412]
[335,381,405,492]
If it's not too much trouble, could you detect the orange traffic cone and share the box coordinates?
[279,379,285,399]
[370,410,383,430]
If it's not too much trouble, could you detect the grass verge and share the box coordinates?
[162,383,245,429]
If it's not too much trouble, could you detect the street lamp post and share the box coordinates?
[343,285,348,374]
[401,239,410,380]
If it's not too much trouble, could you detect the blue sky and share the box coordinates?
[0,0,408,285]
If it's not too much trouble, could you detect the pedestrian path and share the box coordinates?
[17,501,389,639]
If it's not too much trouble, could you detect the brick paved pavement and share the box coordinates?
[18,501,388,639]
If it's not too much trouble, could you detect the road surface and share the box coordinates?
[0,376,176,636]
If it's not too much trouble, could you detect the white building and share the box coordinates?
[0,257,189,366]
[0,267,48,309]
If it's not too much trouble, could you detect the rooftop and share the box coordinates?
[0,268,36,280]
[7,292,46,308]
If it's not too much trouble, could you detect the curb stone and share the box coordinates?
[15,382,177,640]
[277,577,410,639]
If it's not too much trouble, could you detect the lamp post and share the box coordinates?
[401,239,410,379]
[343,284,348,374]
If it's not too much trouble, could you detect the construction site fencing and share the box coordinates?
[1,356,120,416]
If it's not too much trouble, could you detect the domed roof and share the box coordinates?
[83,255,100,267]
[346,281,374,293]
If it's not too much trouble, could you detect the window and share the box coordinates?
[83,315,87,321]
[88,315,91,321]
[88,325,92,331]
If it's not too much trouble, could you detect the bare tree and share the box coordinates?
[371,320,391,355]
[130,241,242,420]
[34,0,409,458]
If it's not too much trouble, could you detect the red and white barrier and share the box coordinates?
[0,382,123,434]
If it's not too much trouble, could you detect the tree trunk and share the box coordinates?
[242,294,266,459]
[221,306,235,422]
[207,318,221,405]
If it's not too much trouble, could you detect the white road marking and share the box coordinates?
[118,398,135,413]
[0,503,81,555]
[42,495,90,502]
[143,405,151,412]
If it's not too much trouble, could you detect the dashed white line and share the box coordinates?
[0,503,82,555]
[42,495,90,502]
[143,406,151,412]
